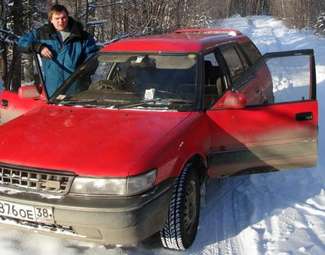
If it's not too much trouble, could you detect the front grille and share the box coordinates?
[0,165,74,194]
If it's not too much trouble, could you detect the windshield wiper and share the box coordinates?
[56,98,100,106]
[116,98,194,109]
[56,98,133,107]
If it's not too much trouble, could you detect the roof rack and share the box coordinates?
[174,28,242,36]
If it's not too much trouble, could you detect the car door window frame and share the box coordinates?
[218,43,250,89]
[238,40,262,66]
[202,50,229,109]
[248,49,316,103]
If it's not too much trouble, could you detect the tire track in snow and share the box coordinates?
[196,176,255,255]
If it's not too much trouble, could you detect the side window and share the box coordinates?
[21,54,39,85]
[204,52,226,108]
[220,45,247,86]
[240,41,262,65]
[265,53,314,104]
[4,53,41,92]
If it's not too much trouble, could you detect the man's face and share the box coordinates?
[50,11,68,31]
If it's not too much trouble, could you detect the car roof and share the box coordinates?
[101,28,248,53]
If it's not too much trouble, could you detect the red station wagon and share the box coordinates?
[0,28,318,250]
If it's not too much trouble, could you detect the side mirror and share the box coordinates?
[18,85,41,99]
[213,90,247,109]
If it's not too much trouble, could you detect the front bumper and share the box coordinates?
[0,180,174,245]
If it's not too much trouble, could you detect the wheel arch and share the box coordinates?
[181,153,207,183]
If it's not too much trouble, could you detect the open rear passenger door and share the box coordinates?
[207,49,318,177]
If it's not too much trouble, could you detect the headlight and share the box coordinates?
[70,169,156,196]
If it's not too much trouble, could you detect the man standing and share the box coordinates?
[18,4,98,96]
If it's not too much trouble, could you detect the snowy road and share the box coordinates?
[0,16,324,255]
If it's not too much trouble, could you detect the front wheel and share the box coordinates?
[160,163,200,250]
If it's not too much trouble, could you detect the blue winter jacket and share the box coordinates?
[18,17,98,96]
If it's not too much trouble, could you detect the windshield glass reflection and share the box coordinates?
[52,53,198,111]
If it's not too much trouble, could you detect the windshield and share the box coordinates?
[51,53,198,110]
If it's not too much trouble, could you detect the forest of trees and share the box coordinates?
[1,0,325,42]
[1,0,325,90]
[52,0,325,39]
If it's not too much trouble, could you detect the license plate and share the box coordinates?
[0,200,54,223]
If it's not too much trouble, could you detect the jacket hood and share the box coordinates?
[0,105,192,177]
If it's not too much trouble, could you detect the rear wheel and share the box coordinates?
[160,163,200,250]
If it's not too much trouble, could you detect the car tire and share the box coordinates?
[160,163,200,250]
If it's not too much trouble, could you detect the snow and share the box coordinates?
[0,15,324,254]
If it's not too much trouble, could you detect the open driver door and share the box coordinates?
[207,49,318,177]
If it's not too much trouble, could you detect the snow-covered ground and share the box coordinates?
[0,16,324,255]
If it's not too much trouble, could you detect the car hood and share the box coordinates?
[0,105,193,177]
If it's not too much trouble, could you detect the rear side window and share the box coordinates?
[240,41,262,65]
[220,45,246,84]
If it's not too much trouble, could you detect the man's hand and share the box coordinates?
[40,46,53,59]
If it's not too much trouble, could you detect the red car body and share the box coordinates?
[0,28,318,250]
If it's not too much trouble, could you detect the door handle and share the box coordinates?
[296,112,313,121]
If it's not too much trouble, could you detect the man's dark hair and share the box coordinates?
[48,4,69,21]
